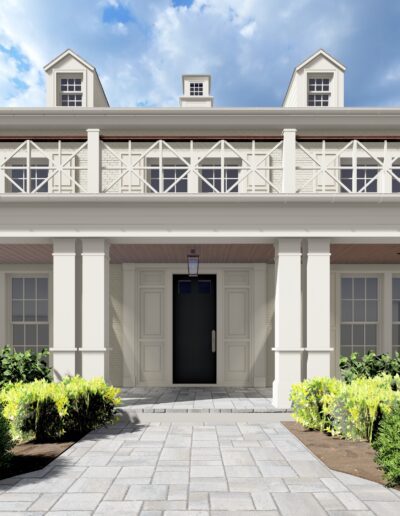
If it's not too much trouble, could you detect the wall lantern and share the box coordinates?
[187,248,200,277]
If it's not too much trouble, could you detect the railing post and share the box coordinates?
[281,129,297,193]
[380,140,392,193]
[87,129,101,193]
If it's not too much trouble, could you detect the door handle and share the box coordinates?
[211,330,216,353]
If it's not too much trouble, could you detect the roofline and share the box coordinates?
[282,49,346,106]
[43,49,95,72]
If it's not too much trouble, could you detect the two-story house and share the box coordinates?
[1,48,399,408]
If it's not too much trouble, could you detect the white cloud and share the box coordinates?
[0,0,355,108]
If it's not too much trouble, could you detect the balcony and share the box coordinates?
[1,130,400,195]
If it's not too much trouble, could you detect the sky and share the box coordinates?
[0,0,399,108]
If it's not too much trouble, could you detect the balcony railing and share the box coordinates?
[1,130,400,195]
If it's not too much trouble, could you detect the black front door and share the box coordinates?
[173,274,216,383]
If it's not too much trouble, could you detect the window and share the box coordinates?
[340,277,378,357]
[149,164,188,193]
[340,159,378,193]
[393,278,400,354]
[308,77,330,106]
[60,78,82,106]
[11,277,49,353]
[11,165,48,193]
[392,160,400,193]
[189,82,204,96]
[200,164,239,193]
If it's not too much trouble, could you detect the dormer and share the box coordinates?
[44,49,109,108]
[283,49,345,108]
[180,75,213,107]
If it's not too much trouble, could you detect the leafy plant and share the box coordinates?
[340,351,400,384]
[373,402,400,487]
[0,403,13,468]
[0,376,120,443]
[0,346,51,388]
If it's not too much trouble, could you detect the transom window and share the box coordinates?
[393,278,400,354]
[11,277,49,353]
[308,77,330,106]
[340,159,378,193]
[190,82,204,96]
[200,165,239,193]
[60,77,82,106]
[149,163,188,193]
[340,277,378,357]
[11,165,48,193]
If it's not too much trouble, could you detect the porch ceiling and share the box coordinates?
[0,243,400,265]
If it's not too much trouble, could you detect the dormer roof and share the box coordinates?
[44,49,95,72]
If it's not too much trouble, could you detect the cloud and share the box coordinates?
[0,0,398,108]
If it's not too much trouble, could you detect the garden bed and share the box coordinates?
[0,440,75,480]
[284,421,389,486]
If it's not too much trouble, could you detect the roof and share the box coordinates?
[283,49,346,106]
[43,49,95,72]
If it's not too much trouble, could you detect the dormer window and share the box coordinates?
[308,77,330,106]
[60,77,82,106]
[189,82,204,96]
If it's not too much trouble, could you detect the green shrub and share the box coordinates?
[0,404,13,468]
[323,375,399,442]
[373,402,400,486]
[340,351,400,384]
[0,377,120,443]
[290,377,341,431]
[0,346,51,388]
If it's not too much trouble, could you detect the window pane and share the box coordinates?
[354,300,365,321]
[366,300,378,321]
[341,346,352,357]
[393,325,400,348]
[24,300,36,322]
[12,278,23,299]
[12,300,23,321]
[353,325,364,347]
[37,300,48,322]
[367,278,378,299]
[393,301,400,322]
[354,278,365,299]
[341,278,352,299]
[37,278,48,300]
[365,324,377,350]
[24,278,36,299]
[12,325,24,347]
[341,300,352,322]
[341,324,352,346]
[25,325,37,349]
[38,324,49,349]
[393,278,400,300]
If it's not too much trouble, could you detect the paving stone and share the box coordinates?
[314,492,345,510]
[52,493,103,511]
[103,483,128,501]
[94,500,142,513]
[68,477,113,493]
[210,492,255,510]
[126,485,168,500]
[285,478,330,493]
[249,447,284,461]
[152,471,189,484]
[168,485,188,500]
[160,448,190,460]
[225,465,261,478]
[289,459,333,478]
[348,484,400,501]
[229,477,288,493]
[321,477,349,493]
[190,465,225,478]
[365,501,400,515]
[188,492,210,510]
[189,479,229,492]
[81,466,121,478]
[143,500,187,510]
[257,461,297,478]
[118,465,155,477]
[273,492,327,516]
[0,493,39,501]
[221,450,255,465]
[335,492,368,510]
[0,501,34,511]
[251,491,277,510]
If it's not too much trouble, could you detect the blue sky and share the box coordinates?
[0,0,399,108]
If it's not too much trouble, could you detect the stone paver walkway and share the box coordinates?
[119,387,288,413]
[1,421,399,515]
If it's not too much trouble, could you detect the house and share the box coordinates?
[0,48,399,409]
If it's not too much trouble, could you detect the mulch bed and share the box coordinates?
[283,421,390,487]
[1,441,75,480]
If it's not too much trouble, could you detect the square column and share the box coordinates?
[52,238,77,379]
[272,238,302,408]
[81,238,109,380]
[306,239,332,378]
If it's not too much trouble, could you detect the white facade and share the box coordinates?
[1,49,400,408]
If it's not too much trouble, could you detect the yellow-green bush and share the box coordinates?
[0,376,120,443]
[290,377,341,431]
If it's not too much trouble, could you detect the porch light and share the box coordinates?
[187,249,200,277]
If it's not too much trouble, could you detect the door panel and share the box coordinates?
[173,274,216,383]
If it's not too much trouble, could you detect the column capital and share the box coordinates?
[281,128,297,136]
[306,238,331,255]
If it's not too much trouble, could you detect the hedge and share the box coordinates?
[373,402,400,487]
[0,376,121,442]
[0,403,13,467]
[0,346,51,389]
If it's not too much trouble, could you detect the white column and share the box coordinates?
[52,238,77,379]
[81,238,109,379]
[272,238,302,408]
[382,272,393,355]
[281,128,297,193]
[306,239,333,378]
[378,141,392,193]
[87,129,101,193]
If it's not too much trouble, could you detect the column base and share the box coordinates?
[80,349,109,380]
[50,349,77,380]
[306,348,334,379]
[272,349,303,409]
